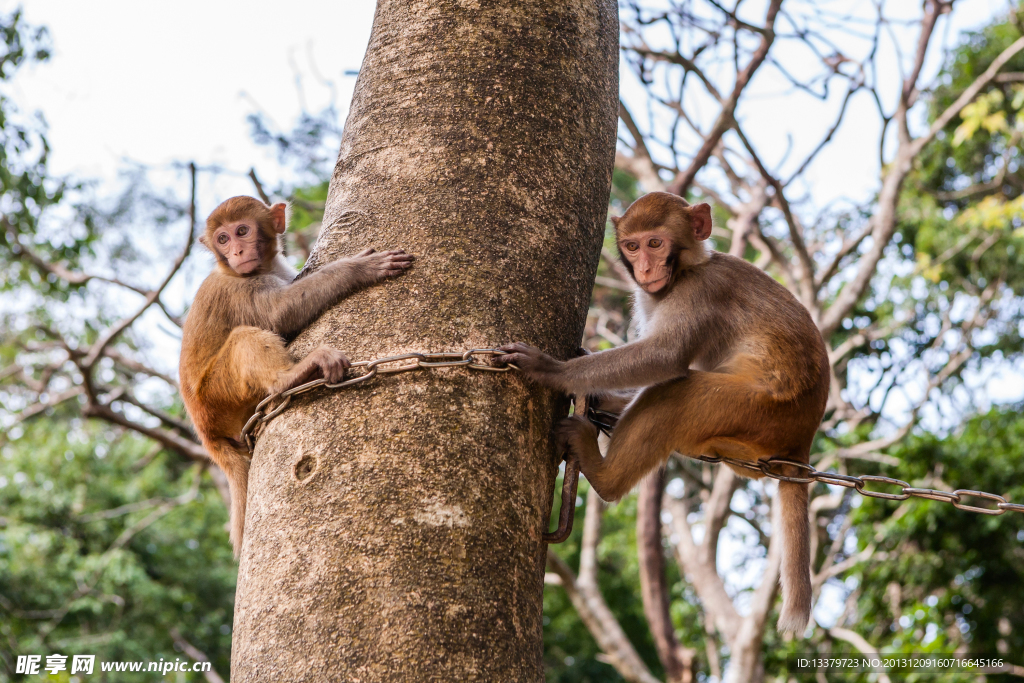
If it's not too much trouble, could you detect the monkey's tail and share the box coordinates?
[210,438,251,559]
[777,480,811,634]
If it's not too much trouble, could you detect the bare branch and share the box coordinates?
[787,74,864,183]
[726,184,769,258]
[666,491,741,637]
[82,402,208,463]
[104,349,180,390]
[14,386,84,422]
[637,472,695,683]
[117,392,194,438]
[815,223,873,292]
[628,48,723,101]
[702,468,738,567]
[83,165,198,368]
[594,276,634,292]
[739,488,784,635]
[618,101,669,193]
[732,125,816,307]
[995,71,1024,82]
[170,628,227,683]
[668,0,783,197]
[901,1,948,113]
[248,168,272,204]
[601,247,635,284]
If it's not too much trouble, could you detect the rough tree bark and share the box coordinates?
[231,2,618,681]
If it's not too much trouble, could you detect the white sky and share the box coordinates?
[6,0,1012,204]
[8,0,376,196]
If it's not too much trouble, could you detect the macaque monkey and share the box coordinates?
[499,192,829,634]
[179,196,413,555]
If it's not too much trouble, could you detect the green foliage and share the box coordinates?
[903,9,1024,293]
[852,408,1024,660]
[0,420,234,682]
[779,407,1024,683]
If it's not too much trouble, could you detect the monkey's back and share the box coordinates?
[679,252,829,407]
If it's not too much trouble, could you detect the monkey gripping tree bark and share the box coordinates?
[231,2,618,680]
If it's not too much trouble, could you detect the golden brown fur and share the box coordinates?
[499,191,829,634]
[180,196,413,555]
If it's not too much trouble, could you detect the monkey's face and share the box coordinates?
[211,220,267,276]
[619,231,676,293]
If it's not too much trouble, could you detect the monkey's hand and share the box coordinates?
[497,343,565,388]
[351,248,415,281]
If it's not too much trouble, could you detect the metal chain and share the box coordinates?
[688,453,1024,516]
[239,352,1022,543]
[240,349,518,452]
[582,404,1023,515]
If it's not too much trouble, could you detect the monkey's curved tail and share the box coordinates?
[210,439,251,559]
[777,480,811,634]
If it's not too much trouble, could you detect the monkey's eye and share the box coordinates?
[216,233,229,245]
[237,225,249,237]
[624,241,639,252]
[648,238,663,248]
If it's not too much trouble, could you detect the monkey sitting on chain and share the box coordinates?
[499,192,829,633]
[179,196,413,555]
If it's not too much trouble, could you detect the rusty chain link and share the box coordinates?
[688,453,1024,515]
[240,348,518,452]
[238,352,1022,547]
[581,404,1023,515]
[238,346,578,542]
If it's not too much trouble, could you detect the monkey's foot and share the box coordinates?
[555,415,598,456]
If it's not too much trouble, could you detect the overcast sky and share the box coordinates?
[8,0,376,198]
[9,1,1011,187]
[6,0,1013,206]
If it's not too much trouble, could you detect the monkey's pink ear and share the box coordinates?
[270,203,289,234]
[198,234,208,248]
[691,203,713,241]
[610,215,621,228]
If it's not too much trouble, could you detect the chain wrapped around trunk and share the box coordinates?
[240,348,519,451]
[239,348,580,542]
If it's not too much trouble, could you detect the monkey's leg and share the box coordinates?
[203,326,348,400]
[567,383,686,502]
[201,326,298,410]
[196,326,310,554]
[597,370,812,633]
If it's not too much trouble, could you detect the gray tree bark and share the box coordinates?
[231,2,618,681]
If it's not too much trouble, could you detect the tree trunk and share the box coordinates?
[231,2,618,681]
